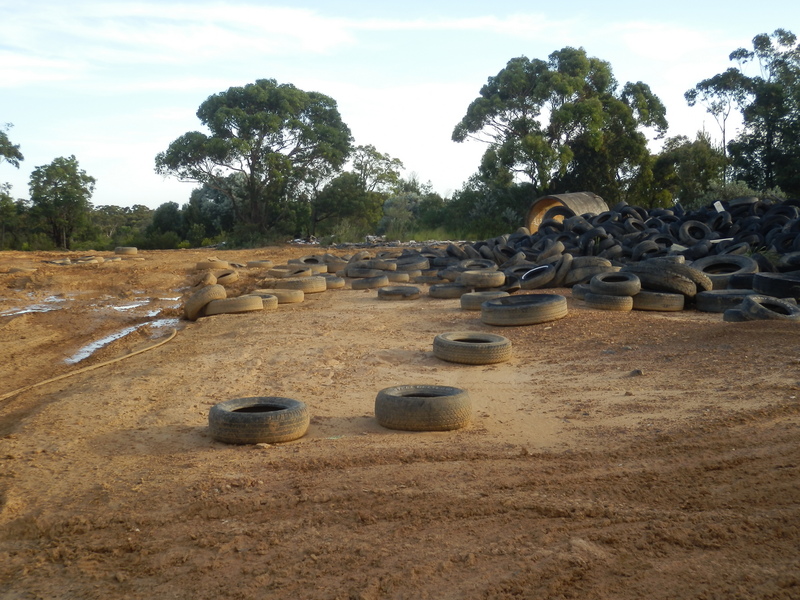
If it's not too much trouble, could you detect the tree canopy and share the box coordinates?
[155,79,353,237]
[452,47,667,200]
[29,155,95,249]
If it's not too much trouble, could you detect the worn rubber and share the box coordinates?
[209,397,310,444]
[374,385,472,431]
[481,294,568,326]
[433,332,512,365]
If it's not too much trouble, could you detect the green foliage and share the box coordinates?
[652,132,728,209]
[310,172,383,237]
[350,145,404,193]
[695,180,786,205]
[453,47,667,201]
[28,155,95,250]
[0,123,24,170]
[155,79,353,237]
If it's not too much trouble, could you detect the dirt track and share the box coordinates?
[1,247,799,599]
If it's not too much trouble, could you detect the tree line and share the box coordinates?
[1,29,796,251]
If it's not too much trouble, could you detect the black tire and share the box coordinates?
[519,265,555,289]
[752,272,800,300]
[551,253,574,287]
[374,385,472,431]
[689,255,759,290]
[377,286,421,301]
[563,265,616,288]
[352,275,390,290]
[583,292,633,311]
[460,291,509,310]
[621,263,697,297]
[571,283,591,301]
[457,269,505,288]
[385,271,410,283]
[723,308,751,322]
[589,272,641,296]
[345,266,384,278]
[741,295,800,321]
[695,289,757,313]
[433,331,512,365]
[481,294,568,326]
[632,290,685,312]
[208,397,310,444]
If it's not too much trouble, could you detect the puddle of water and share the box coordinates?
[112,301,151,311]
[65,319,180,364]
[1,296,68,316]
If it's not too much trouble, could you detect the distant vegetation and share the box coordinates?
[1,30,798,250]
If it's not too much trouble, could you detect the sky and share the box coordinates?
[0,1,796,209]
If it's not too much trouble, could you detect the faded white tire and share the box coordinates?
[481,294,568,326]
[196,260,230,270]
[193,272,217,287]
[457,270,505,288]
[429,283,470,299]
[251,288,304,304]
[386,271,410,283]
[209,397,309,444]
[375,385,472,432]
[274,275,327,293]
[632,290,685,312]
[248,293,278,310]
[246,260,274,269]
[322,274,346,289]
[184,284,227,321]
[352,275,389,290]
[215,269,239,286]
[269,265,312,278]
[114,246,138,255]
[433,331,512,365]
[377,286,421,301]
[203,295,264,316]
[460,291,509,311]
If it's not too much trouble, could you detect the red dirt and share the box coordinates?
[1,247,799,599]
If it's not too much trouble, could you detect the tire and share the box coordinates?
[460,291,509,310]
[632,290,685,312]
[352,275,390,290]
[275,275,327,293]
[519,265,555,289]
[457,270,506,288]
[374,385,472,431]
[114,246,138,255]
[433,331,512,365]
[429,283,470,299]
[322,274,346,289]
[752,272,800,299]
[386,271,410,283]
[246,259,274,269]
[740,295,800,321]
[203,295,264,316]
[589,272,641,296]
[459,259,497,271]
[251,288,304,304]
[269,266,312,278]
[695,289,757,313]
[621,263,697,297]
[345,266,384,278]
[723,308,751,322]
[551,253,574,287]
[377,286,421,301]
[648,259,713,293]
[571,283,591,301]
[394,255,429,271]
[184,284,227,321]
[481,294,568,326]
[209,397,309,444]
[246,293,278,310]
[193,272,217,287]
[583,292,633,311]
[196,260,230,271]
[690,255,759,290]
[563,265,617,288]
[215,269,239,286]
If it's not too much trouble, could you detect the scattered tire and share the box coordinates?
[519,265,555,290]
[352,275,390,290]
[632,290,685,312]
[114,246,137,255]
[322,274,346,289]
[184,284,226,321]
[429,283,470,299]
[481,294,568,326]
[621,263,697,297]
[433,331,512,365]
[460,290,509,310]
[740,295,800,321]
[752,272,800,299]
[193,272,217,287]
[386,271,410,283]
[246,259,274,269]
[275,275,327,293]
[571,283,591,301]
[208,397,310,444]
[251,288,304,304]
[584,292,634,311]
[204,295,264,316]
[269,266,312,278]
[723,307,751,322]
[377,286,421,301]
[345,266,384,278]
[695,289,757,313]
[196,260,230,271]
[215,269,239,286]
[457,270,505,288]
[374,385,472,431]
[589,272,641,296]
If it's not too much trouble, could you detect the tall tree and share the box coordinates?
[29,155,95,249]
[309,172,382,237]
[350,144,404,193]
[155,79,353,237]
[452,47,667,200]
[653,132,728,207]
[0,123,24,170]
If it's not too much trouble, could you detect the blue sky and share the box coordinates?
[0,1,796,208]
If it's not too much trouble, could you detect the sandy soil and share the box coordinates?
[0,246,799,600]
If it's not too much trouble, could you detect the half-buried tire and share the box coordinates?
[209,397,310,444]
[374,385,472,431]
[481,294,568,326]
[203,295,264,316]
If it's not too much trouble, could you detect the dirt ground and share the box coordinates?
[0,246,799,600]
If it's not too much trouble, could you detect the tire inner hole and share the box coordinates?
[454,338,489,343]
[763,303,791,315]
[234,405,284,413]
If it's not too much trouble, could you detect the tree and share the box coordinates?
[652,132,728,207]
[452,47,667,200]
[309,172,382,237]
[155,79,353,238]
[0,123,24,170]
[350,144,404,193]
[29,155,95,249]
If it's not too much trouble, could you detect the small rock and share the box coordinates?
[629,369,644,377]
